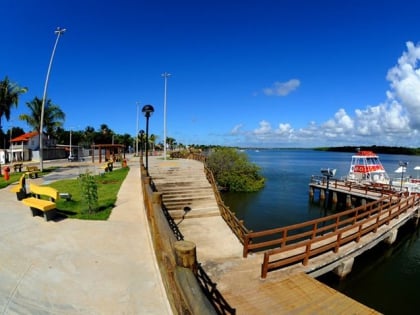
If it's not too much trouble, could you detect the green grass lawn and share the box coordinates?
[3,167,130,220]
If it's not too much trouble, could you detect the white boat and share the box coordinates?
[346,150,390,185]
[346,150,420,192]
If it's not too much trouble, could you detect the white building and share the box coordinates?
[8,131,54,162]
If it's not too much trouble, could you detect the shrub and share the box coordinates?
[206,147,265,192]
[79,171,99,215]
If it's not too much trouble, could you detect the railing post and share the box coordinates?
[152,191,163,206]
[243,234,250,258]
[261,252,269,279]
[174,240,198,275]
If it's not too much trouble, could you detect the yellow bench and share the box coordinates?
[25,166,41,179]
[10,174,27,200]
[22,183,59,221]
[100,161,114,172]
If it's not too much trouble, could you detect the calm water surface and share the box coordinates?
[221,149,420,314]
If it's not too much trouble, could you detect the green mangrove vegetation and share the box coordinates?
[206,147,265,192]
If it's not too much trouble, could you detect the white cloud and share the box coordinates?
[275,123,293,135]
[231,41,420,147]
[254,120,272,134]
[386,41,420,129]
[231,124,243,134]
[263,79,300,96]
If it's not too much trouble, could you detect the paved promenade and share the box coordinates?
[0,157,172,315]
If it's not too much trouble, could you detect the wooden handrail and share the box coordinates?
[187,152,251,244]
[259,193,418,278]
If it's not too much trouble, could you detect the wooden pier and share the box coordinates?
[146,157,400,314]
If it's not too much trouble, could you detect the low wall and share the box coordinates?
[141,167,218,315]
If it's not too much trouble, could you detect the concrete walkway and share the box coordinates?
[0,157,172,315]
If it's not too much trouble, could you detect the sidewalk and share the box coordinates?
[0,157,172,314]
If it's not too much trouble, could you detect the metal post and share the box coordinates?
[9,123,12,163]
[39,27,66,171]
[162,72,171,160]
[136,101,139,156]
[141,105,154,171]
[145,115,150,170]
[69,129,72,159]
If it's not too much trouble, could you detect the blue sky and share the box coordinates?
[3,0,420,148]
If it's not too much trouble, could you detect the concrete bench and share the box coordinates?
[10,174,27,200]
[25,166,41,179]
[13,163,23,172]
[22,183,59,221]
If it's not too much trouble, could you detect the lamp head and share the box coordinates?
[55,27,66,35]
[142,104,154,118]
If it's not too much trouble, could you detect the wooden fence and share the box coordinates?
[255,192,419,278]
[187,152,251,244]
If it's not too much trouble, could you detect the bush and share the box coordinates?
[206,147,265,192]
[79,171,99,215]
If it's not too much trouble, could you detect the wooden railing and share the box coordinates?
[141,162,235,314]
[204,165,251,244]
[311,175,396,196]
[256,192,419,278]
[186,152,251,244]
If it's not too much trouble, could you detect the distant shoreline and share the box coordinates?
[236,146,420,155]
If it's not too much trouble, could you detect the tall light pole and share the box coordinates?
[8,120,13,163]
[39,27,66,171]
[136,101,140,156]
[142,104,154,171]
[69,128,72,160]
[399,161,408,191]
[162,72,171,160]
[139,129,144,165]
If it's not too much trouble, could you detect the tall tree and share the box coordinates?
[19,97,65,136]
[0,76,27,131]
[149,134,158,151]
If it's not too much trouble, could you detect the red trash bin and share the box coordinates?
[3,166,10,181]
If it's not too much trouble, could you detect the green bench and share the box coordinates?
[22,183,59,221]
[10,174,27,200]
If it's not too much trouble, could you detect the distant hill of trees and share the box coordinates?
[315,146,420,155]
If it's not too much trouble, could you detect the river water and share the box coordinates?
[221,149,420,314]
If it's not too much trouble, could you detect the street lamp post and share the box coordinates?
[39,27,66,171]
[321,168,336,209]
[136,101,140,156]
[69,128,72,160]
[162,72,171,160]
[9,121,13,163]
[399,161,408,191]
[142,104,154,171]
[139,129,144,165]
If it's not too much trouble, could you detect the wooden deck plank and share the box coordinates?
[221,273,381,314]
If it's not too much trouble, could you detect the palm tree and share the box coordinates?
[166,137,177,151]
[149,134,158,152]
[0,76,27,133]
[19,97,65,136]
[0,76,27,175]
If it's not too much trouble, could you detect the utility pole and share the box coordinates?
[161,72,171,160]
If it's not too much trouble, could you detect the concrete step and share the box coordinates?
[163,193,215,201]
[156,186,213,193]
[164,199,217,208]
[148,158,220,218]
[168,207,220,219]
[153,180,210,187]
